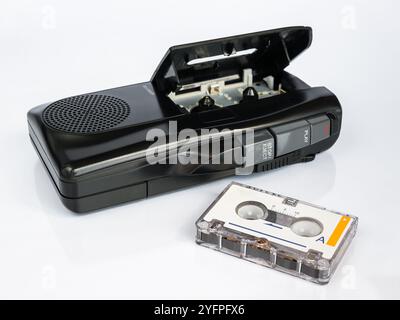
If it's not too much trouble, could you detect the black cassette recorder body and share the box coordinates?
[27,26,342,212]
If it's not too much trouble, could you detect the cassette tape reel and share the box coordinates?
[195,182,358,284]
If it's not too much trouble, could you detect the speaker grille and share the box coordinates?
[42,94,130,134]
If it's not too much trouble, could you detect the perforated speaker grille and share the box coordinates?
[42,94,130,134]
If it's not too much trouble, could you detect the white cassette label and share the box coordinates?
[203,183,353,260]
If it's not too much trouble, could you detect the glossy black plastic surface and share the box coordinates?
[27,26,342,212]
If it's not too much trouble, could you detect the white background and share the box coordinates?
[1,0,399,299]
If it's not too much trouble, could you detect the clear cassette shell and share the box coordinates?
[195,182,358,284]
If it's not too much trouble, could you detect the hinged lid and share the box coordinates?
[151,26,312,93]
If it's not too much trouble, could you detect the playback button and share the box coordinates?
[307,115,331,144]
[270,120,310,157]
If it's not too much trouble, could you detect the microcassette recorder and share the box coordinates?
[28,26,342,212]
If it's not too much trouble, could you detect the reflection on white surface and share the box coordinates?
[0,0,400,299]
[32,152,336,264]
[33,160,183,263]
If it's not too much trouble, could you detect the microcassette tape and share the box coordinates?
[196,182,358,284]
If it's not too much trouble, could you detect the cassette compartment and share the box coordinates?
[151,27,312,113]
